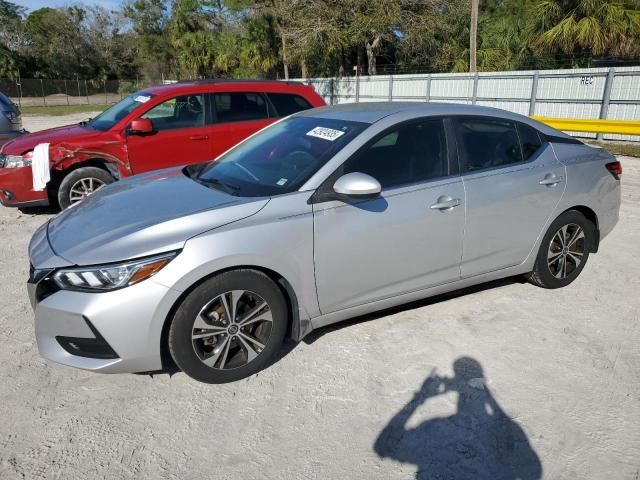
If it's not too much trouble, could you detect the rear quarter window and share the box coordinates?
[517,123,543,160]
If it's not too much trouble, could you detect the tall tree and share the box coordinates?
[0,0,25,78]
[123,0,174,80]
[531,0,640,65]
[23,7,96,78]
[469,0,478,72]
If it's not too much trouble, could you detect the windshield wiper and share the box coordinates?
[78,117,93,127]
[197,177,240,195]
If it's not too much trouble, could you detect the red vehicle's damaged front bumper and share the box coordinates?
[0,166,49,207]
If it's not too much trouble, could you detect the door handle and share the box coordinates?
[539,174,564,186]
[430,196,461,211]
[189,135,209,141]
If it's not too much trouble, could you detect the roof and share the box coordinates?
[141,79,306,95]
[297,101,567,137]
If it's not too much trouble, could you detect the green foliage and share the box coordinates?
[0,0,638,81]
[531,0,640,64]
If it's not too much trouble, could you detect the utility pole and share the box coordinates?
[469,0,479,72]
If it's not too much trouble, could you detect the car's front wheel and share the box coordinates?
[526,210,594,289]
[168,270,288,383]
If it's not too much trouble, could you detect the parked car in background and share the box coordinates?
[0,90,24,147]
[0,80,324,209]
[28,103,621,383]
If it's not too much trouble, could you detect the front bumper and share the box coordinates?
[30,277,181,374]
[0,165,49,207]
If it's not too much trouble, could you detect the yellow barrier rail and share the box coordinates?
[532,117,640,136]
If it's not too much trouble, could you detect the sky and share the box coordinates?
[15,0,125,12]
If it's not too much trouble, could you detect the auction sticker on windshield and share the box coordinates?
[306,126,345,141]
[134,95,152,103]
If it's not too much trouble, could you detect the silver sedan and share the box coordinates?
[28,103,621,383]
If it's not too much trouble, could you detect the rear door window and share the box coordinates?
[266,93,313,117]
[454,118,523,172]
[214,92,269,123]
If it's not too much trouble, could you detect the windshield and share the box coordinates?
[190,116,368,197]
[89,92,156,131]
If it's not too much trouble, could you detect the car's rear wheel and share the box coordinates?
[57,166,114,209]
[526,210,594,289]
[168,270,288,383]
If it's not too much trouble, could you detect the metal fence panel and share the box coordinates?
[477,76,532,99]
[3,69,639,141]
[299,66,640,141]
[476,100,530,116]
[606,103,640,141]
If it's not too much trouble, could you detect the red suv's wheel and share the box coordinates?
[57,166,114,209]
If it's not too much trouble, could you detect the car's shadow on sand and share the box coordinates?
[18,205,59,216]
[302,276,526,345]
[146,276,525,380]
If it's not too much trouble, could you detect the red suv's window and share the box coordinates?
[142,94,205,131]
[266,93,313,117]
[214,92,269,123]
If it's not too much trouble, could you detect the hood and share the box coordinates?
[2,123,103,154]
[46,167,269,265]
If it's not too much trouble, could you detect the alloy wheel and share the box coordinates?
[547,223,585,279]
[69,177,106,204]
[191,290,273,370]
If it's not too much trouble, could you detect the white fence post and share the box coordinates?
[425,74,431,102]
[529,71,539,116]
[598,68,616,141]
[472,73,478,104]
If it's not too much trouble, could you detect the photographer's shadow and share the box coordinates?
[374,357,542,480]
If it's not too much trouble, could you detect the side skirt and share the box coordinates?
[308,263,531,332]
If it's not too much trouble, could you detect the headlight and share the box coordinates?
[52,252,177,292]
[3,152,32,168]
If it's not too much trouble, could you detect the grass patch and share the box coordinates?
[20,104,111,116]
[588,141,640,158]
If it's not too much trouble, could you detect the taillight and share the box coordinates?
[606,161,622,180]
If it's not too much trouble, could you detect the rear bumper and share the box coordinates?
[597,175,622,242]
[0,165,49,207]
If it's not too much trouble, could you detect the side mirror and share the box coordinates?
[129,118,154,134]
[333,172,382,197]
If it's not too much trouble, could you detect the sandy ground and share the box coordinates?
[1,114,639,479]
[22,112,104,132]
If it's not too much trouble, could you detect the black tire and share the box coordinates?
[168,270,288,383]
[526,210,595,289]
[57,166,114,209]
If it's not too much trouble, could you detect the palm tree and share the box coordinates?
[531,0,640,65]
[469,0,479,72]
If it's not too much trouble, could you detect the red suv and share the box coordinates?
[0,80,325,209]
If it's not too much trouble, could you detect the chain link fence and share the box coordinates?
[0,78,162,107]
